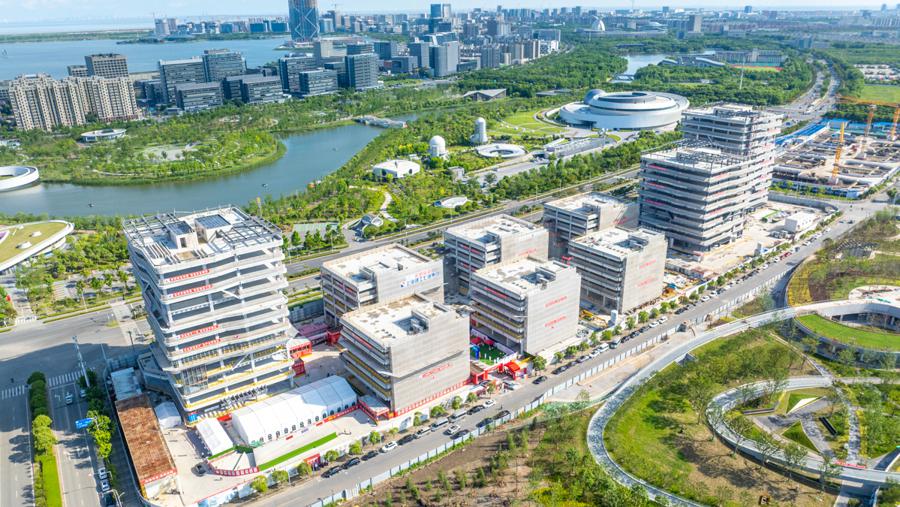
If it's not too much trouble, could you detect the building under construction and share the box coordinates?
[773,123,900,199]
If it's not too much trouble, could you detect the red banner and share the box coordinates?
[165,269,209,283]
[179,324,219,340]
[182,338,221,353]
[171,284,213,298]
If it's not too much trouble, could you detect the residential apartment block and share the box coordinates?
[8,74,87,130]
[569,227,667,313]
[84,53,130,79]
[123,207,293,416]
[339,294,470,418]
[320,244,443,326]
[79,76,142,122]
[444,214,548,294]
[470,257,580,356]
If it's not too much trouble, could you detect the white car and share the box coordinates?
[649,321,659,328]
[658,316,668,323]
[700,295,711,302]
[483,399,496,408]
[380,442,398,453]
[445,424,461,435]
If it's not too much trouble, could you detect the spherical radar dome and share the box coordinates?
[429,135,446,150]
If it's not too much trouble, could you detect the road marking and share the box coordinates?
[48,370,82,388]
[0,384,27,400]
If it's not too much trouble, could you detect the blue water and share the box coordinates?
[0,37,295,79]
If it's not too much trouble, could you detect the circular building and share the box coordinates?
[372,159,421,180]
[0,165,40,192]
[80,128,126,143]
[558,90,689,131]
[429,135,448,158]
[476,143,527,159]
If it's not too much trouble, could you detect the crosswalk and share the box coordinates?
[0,384,27,400]
[49,370,82,388]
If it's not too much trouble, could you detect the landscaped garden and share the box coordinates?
[796,314,899,352]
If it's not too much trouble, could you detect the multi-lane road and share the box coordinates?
[49,382,102,507]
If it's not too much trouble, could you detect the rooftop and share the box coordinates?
[544,192,625,214]
[322,243,434,283]
[643,144,746,172]
[572,227,663,259]
[445,214,542,244]
[115,394,177,486]
[685,103,782,122]
[342,294,456,344]
[122,206,281,267]
[474,257,572,295]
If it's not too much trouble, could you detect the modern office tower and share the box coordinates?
[175,82,224,112]
[67,65,89,77]
[297,69,339,97]
[339,294,469,418]
[543,192,630,253]
[78,76,142,122]
[123,207,293,416]
[84,53,129,79]
[154,18,171,36]
[569,227,667,313]
[313,39,337,64]
[346,42,374,55]
[277,56,318,94]
[523,39,540,59]
[320,244,443,327]
[639,103,781,256]
[373,40,399,60]
[223,75,282,104]
[469,257,581,356]
[534,28,561,41]
[388,57,416,75]
[429,41,459,77]
[408,42,431,70]
[479,46,503,69]
[345,53,379,90]
[324,60,348,88]
[444,214,549,294]
[9,74,87,131]
[158,57,205,103]
[202,49,246,82]
[289,0,320,40]
[430,3,452,19]
[688,13,703,32]
[486,18,510,36]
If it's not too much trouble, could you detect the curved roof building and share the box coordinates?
[558,90,689,131]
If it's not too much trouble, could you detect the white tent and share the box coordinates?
[154,401,181,429]
[195,418,233,457]
[231,376,357,445]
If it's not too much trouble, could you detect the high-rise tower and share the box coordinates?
[289,0,320,41]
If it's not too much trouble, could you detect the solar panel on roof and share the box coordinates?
[196,214,230,229]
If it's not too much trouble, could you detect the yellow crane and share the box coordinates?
[838,95,900,141]
[832,121,846,183]
[863,104,877,139]
[891,107,900,141]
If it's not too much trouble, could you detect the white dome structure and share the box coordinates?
[471,117,489,145]
[591,17,606,31]
[429,135,448,158]
[559,90,689,131]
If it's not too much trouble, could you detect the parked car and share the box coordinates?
[362,450,379,461]
[588,349,600,358]
[415,427,431,438]
[467,405,485,415]
[79,388,87,399]
[100,478,111,493]
[595,343,610,353]
[476,417,494,428]
[483,399,496,408]
[430,418,450,430]
[65,393,74,405]
[380,442,398,453]
[533,375,548,385]
[449,412,466,423]
[658,316,668,323]
[445,424,461,435]
[649,321,659,328]
[399,434,416,445]
[576,355,589,363]
[343,457,361,470]
[323,467,341,478]
[496,410,511,420]
[503,381,522,391]
[97,467,108,480]
[452,429,470,440]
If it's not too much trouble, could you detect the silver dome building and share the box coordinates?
[558,90,689,131]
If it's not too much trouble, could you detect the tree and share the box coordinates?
[626,316,635,330]
[649,308,659,319]
[430,405,447,418]
[368,430,382,444]
[838,347,856,366]
[296,462,312,478]
[251,475,268,494]
[531,355,547,372]
[271,469,289,485]
[782,442,807,480]
[324,450,339,463]
[686,377,714,423]
[349,441,362,455]
[638,311,649,323]
[819,454,840,491]
[729,415,754,457]
[705,403,726,441]
[755,434,781,467]
[451,396,463,410]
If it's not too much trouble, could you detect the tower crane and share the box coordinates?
[831,121,846,184]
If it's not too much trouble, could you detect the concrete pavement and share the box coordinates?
[50,382,101,507]
[0,391,33,507]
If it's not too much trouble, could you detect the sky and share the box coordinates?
[0,0,888,25]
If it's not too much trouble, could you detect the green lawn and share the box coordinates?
[781,389,828,414]
[499,110,565,135]
[783,421,817,452]
[256,432,337,470]
[796,314,899,352]
[856,84,900,104]
[38,453,62,507]
[0,222,68,265]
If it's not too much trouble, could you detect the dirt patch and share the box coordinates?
[352,421,543,506]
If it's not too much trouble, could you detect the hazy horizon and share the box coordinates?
[0,1,893,26]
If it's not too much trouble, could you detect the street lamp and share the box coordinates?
[72,335,90,388]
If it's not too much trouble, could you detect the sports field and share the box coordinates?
[471,343,506,364]
[856,84,900,104]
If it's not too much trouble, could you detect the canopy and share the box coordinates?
[231,376,357,445]
[154,401,181,429]
[195,418,233,457]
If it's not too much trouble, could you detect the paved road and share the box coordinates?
[50,382,101,507]
[0,391,33,507]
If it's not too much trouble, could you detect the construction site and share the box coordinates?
[774,105,900,199]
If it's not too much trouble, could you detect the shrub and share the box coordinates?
[250,475,268,494]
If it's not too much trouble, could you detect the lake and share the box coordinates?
[0,123,384,217]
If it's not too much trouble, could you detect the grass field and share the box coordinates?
[856,84,900,104]
[0,222,68,265]
[732,65,782,72]
[783,422,818,452]
[490,109,566,138]
[796,314,899,352]
[471,343,505,364]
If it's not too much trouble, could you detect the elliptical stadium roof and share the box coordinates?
[558,90,689,131]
